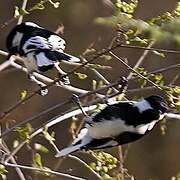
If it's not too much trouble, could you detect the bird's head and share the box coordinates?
[145,95,169,114]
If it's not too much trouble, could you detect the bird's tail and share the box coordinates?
[56,128,91,157]
[45,50,80,62]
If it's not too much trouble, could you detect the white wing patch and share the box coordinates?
[88,118,135,139]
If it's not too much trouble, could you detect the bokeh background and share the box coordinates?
[0,0,179,179]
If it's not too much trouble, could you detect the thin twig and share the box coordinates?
[126,41,155,80]
[2,162,85,180]
[110,52,163,90]
[119,44,180,54]
[17,0,28,24]
[0,144,26,180]
[69,155,102,179]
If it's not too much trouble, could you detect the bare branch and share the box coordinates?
[126,41,155,80]
[110,52,163,90]
[119,44,180,54]
[2,162,85,180]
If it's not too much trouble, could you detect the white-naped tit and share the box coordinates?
[6,22,80,95]
[56,95,169,157]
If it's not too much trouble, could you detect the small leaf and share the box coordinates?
[42,127,55,144]
[14,6,20,18]
[33,153,43,168]
[92,80,97,90]
[100,54,112,61]
[34,143,49,153]
[20,90,27,100]
[0,164,8,179]
[173,86,180,94]
[15,123,33,140]
[153,50,165,58]
[19,8,29,16]
[74,72,88,80]
[48,0,60,8]
[13,140,19,148]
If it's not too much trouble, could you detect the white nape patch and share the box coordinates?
[36,52,54,67]
[134,99,152,113]
[12,32,23,47]
[88,118,135,139]
[136,120,158,134]
[48,35,66,52]
[25,22,41,28]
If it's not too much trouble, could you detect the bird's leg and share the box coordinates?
[54,62,70,85]
[28,73,48,96]
[72,94,89,118]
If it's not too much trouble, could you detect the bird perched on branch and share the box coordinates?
[6,22,80,95]
[56,95,169,157]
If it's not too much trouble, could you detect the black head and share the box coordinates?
[145,95,169,114]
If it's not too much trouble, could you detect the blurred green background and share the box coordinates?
[0,0,180,180]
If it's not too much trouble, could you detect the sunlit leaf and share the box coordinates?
[15,123,33,141]
[20,90,27,100]
[42,127,55,145]
[13,140,19,148]
[153,50,165,58]
[74,72,88,80]
[33,153,43,168]
[0,164,8,179]
[100,54,112,61]
[34,143,49,153]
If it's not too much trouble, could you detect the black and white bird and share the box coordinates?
[56,95,169,157]
[6,22,80,95]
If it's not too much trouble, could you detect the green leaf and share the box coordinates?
[153,50,165,58]
[13,140,19,148]
[34,143,49,153]
[14,6,20,18]
[173,86,180,94]
[19,8,29,16]
[0,164,8,179]
[74,72,88,80]
[33,153,43,168]
[42,127,55,144]
[14,6,29,18]
[92,80,97,90]
[20,90,27,100]
[100,54,112,61]
[86,64,112,70]
[15,123,33,141]
[48,0,60,8]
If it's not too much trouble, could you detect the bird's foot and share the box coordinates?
[38,85,48,96]
[59,74,70,85]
